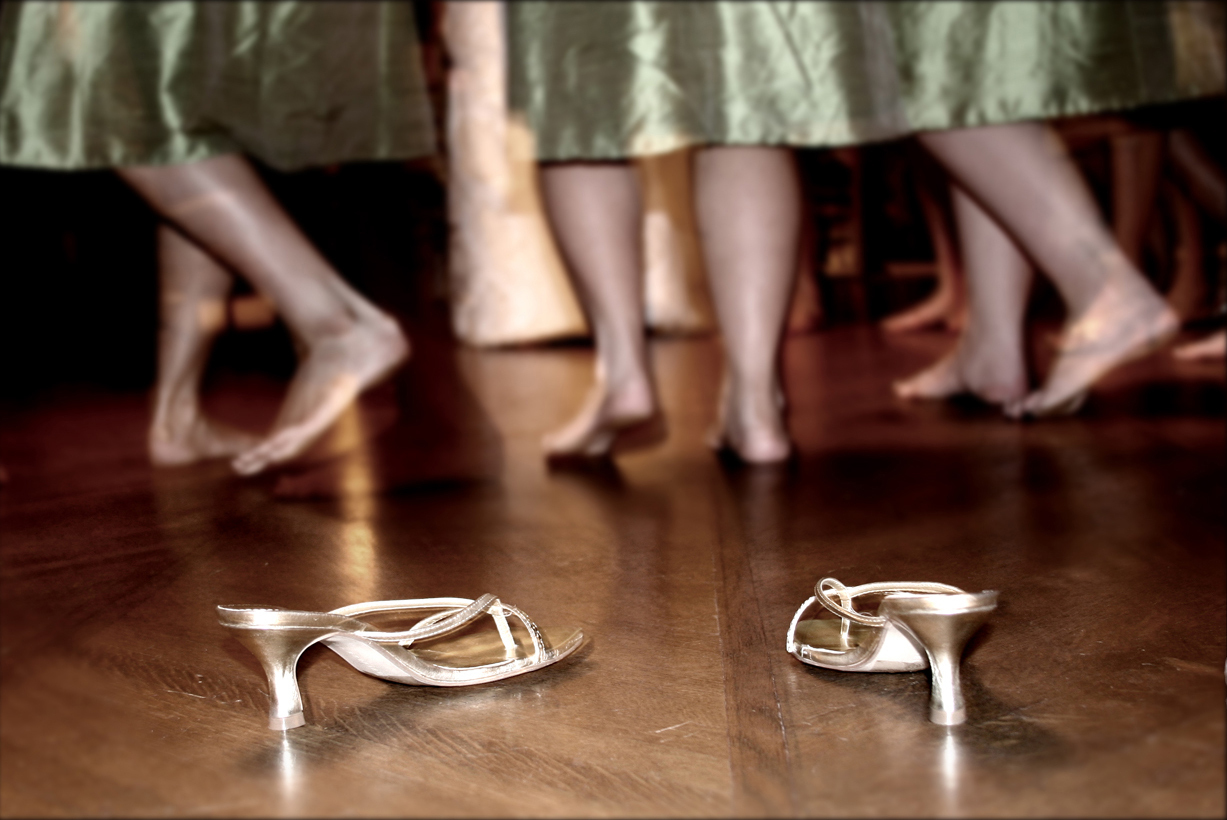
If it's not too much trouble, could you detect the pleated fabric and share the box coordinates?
[507,1,1225,161]
[0,1,436,170]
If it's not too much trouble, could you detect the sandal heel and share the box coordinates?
[881,591,997,725]
[232,627,334,730]
[218,606,341,731]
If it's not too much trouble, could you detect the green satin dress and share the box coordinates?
[508,1,1225,161]
[0,1,436,170]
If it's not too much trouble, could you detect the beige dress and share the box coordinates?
[442,2,713,348]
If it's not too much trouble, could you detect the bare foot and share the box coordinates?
[706,379,792,464]
[149,416,262,467]
[1172,330,1226,361]
[893,339,1027,407]
[543,375,663,460]
[1011,277,1179,418]
[881,287,963,334]
[233,313,409,475]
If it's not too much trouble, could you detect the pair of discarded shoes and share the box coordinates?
[220,578,995,730]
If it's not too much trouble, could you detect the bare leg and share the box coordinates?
[1163,181,1206,320]
[118,154,408,475]
[1111,131,1165,268]
[1167,128,1227,361]
[881,162,967,334]
[1167,129,1227,225]
[694,147,800,463]
[894,185,1031,405]
[149,224,261,465]
[919,123,1178,417]
[538,162,660,458]
[787,208,824,334]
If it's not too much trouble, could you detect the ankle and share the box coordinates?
[298,307,405,353]
[725,368,782,405]
[1062,246,1153,314]
[304,311,361,345]
[959,326,1023,362]
[594,348,651,391]
[601,373,657,418]
[151,391,201,431]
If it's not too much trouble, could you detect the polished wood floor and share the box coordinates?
[1,325,1223,817]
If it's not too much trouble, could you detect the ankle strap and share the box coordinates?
[814,578,965,627]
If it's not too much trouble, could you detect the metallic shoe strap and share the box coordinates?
[327,595,496,644]
[327,594,550,660]
[814,578,967,627]
[396,594,502,645]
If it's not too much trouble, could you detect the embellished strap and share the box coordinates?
[328,595,549,658]
[396,594,504,645]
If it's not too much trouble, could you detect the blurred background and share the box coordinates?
[1,3,1222,400]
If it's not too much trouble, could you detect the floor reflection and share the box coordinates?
[276,733,302,803]
[939,729,962,814]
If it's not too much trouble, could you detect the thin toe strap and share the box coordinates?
[328,595,497,644]
[493,601,551,660]
[417,597,551,659]
[401,594,503,644]
[328,595,552,660]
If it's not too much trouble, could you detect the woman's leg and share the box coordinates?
[118,154,408,474]
[881,155,967,334]
[786,206,824,334]
[1167,128,1227,361]
[894,185,1031,404]
[693,146,801,462]
[148,224,260,465]
[1110,130,1165,268]
[918,123,1178,416]
[1163,180,1207,320]
[537,162,660,457]
[1167,128,1227,225]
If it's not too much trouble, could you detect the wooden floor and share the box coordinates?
[1,325,1223,818]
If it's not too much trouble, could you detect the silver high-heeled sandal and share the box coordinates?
[219,594,584,730]
[787,578,997,725]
